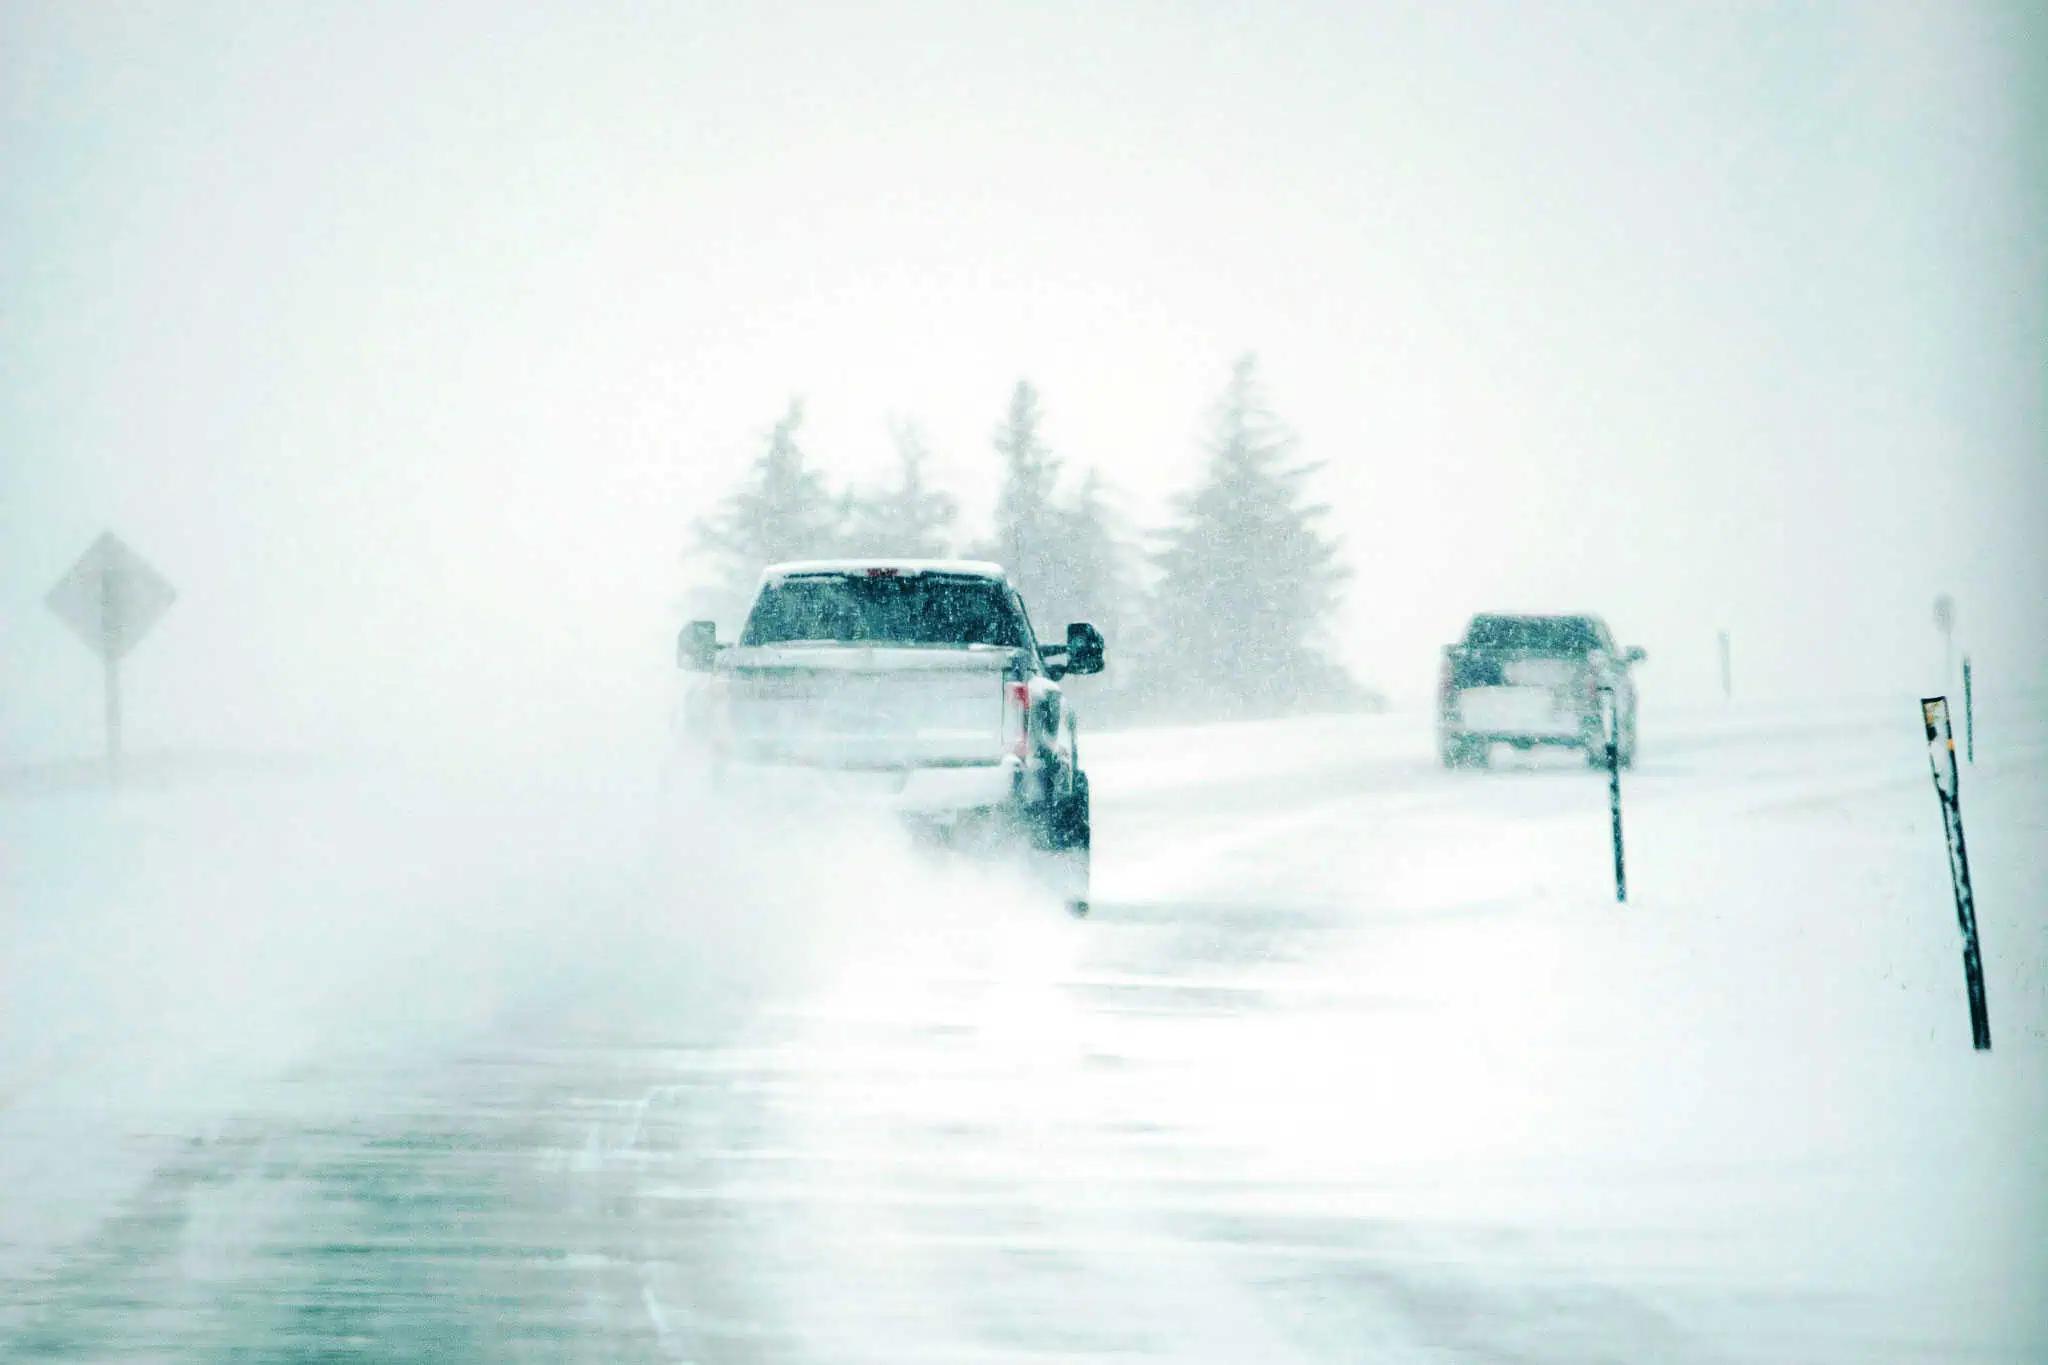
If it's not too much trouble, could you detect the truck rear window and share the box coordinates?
[742,575,1026,648]
[1463,615,1600,653]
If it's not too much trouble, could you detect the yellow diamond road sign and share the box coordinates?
[45,532,177,661]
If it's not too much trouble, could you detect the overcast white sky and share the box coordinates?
[3,1,2042,762]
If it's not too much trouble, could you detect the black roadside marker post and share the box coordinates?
[1602,688,1626,903]
[1921,697,1989,1051]
[1963,657,1974,763]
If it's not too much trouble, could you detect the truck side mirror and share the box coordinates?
[1624,646,1647,665]
[678,620,720,671]
[1063,622,1105,676]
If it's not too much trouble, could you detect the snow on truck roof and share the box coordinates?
[761,559,1008,581]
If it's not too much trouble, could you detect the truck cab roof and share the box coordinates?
[1461,613,1611,654]
[762,559,1008,582]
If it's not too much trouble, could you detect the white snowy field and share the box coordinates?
[1,696,2043,1360]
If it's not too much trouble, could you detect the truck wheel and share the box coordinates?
[1051,772,1091,916]
[1441,737,1485,769]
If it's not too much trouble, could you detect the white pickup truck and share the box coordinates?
[675,560,1104,914]
[1436,612,1644,768]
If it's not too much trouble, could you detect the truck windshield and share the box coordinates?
[742,575,1025,648]
[1463,615,1601,653]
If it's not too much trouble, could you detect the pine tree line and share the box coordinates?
[688,356,1373,719]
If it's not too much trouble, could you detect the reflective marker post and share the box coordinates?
[1602,688,1626,903]
[1962,657,1974,764]
[1922,697,1989,1051]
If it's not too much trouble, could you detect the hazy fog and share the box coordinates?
[4,1,2041,764]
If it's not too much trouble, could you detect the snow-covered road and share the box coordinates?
[3,700,2044,1360]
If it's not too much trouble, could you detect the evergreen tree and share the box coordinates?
[975,381,1138,656]
[692,399,842,614]
[842,421,958,558]
[1045,467,1131,643]
[1148,355,1353,715]
[982,380,1063,601]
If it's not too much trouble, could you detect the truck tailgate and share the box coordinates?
[1456,685,1581,736]
[722,646,1010,768]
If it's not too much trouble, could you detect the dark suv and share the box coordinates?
[1436,613,1644,768]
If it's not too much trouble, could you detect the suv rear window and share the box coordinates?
[742,574,1026,648]
[1463,614,1601,653]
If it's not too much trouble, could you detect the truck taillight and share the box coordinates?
[1005,680,1030,759]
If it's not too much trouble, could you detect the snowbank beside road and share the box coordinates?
[1086,696,2048,1358]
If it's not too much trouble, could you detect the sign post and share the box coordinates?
[1602,688,1626,903]
[45,532,177,782]
[1717,628,1732,703]
[1921,697,1989,1051]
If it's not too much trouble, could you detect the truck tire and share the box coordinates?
[1048,772,1091,916]
[1440,736,1486,769]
